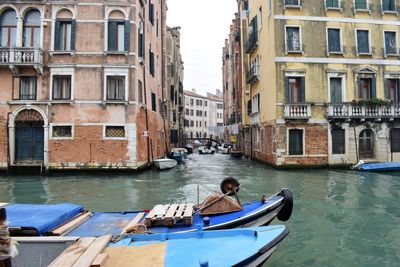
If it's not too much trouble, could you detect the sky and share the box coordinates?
[167,0,238,96]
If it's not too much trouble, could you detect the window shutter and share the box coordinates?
[385,79,390,99]
[150,50,154,76]
[124,20,130,51]
[300,77,305,102]
[371,77,376,99]
[71,20,76,51]
[138,31,143,57]
[54,20,61,50]
[357,77,361,99]
[285,77,290,103]
[108,21,117,51]
[257,94,260,112]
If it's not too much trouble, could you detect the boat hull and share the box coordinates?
[353,161,400,172]
[153,159,178,170]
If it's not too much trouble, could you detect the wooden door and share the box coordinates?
[359,130,374,159]
[16,126,44,162]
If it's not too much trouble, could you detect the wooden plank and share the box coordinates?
[183,204,194,218]
[102,243,166,267]
[0,203,9,208]
[122,212,145,233]
[51,212,92,236]
[91,253,108,267]
[49,237,96,267]
[72,235,112,267]
[175,204,186,218]
[164,204,178,219]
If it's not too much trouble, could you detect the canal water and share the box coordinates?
[1,153,399,266]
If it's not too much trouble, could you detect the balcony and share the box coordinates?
[0,48,44,74]
[327,103,400,120]
[246,64,259,85]
[245,30,258,54]
[284,104,312,120]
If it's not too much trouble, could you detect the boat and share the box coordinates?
[34,225,289,267]
[198,146,215,154]
[184,144,194,154]
[169,148,188,163]
[220,143,233,154]
[352,160,400,172]
[3,181,293,237]
[153,158,178,170]
[230,150,243,159]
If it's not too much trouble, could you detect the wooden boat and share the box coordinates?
[36,225,289,267]
[153,158,177,170]
[352,160,400,172]
[198,146,215,154]
[4,189,293,237]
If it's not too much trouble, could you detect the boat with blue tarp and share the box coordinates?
[352,160,400,172]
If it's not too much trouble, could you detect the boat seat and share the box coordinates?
[144,204,194,227]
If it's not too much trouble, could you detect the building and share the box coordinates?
[237,0,400,167]
[166,26,185,148]
[0,0,169,172]
[184,89,223,139]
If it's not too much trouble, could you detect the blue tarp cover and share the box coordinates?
[6,203,84,235]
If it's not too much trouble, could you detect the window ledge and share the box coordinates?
[327,51,344,56]
[325,7,342,12]
[103,100,129,105]
[51,100,74,105]
[104,51,129,56]
[382,11,398,15]
[8,100,48,105]
[286,50,304,55]
[357,52,373,56]
[50,137,74,141]
[354,9,371,14]
[50,51,75,56]
[284,5,302,10]
[103,137,128,141]
[384,53,399,58]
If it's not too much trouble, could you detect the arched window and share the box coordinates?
[54,9,75,51]
[23,9,40,48]
[107,10,129,52]
[0,9,17,47]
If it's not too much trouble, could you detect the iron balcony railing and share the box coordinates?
[245,30,258,54]
[0,47,43,65]
[327,102,400,118]
[246,64,259,85]
[284,103,312,119]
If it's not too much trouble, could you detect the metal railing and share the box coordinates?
[246,64,259,85]
[0,48,43,65]
[245,29,258,54]
[284,103,312,119]
[327,102,400,118]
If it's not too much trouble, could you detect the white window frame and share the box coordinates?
[268,0,273,15]
[355,28,372,55]
[326,27,343,55]
[324,0,342,11]
[383,30,398,56]
[381,0,398,15]
[103,68,129,102]
[353,0,370,13]
[50,67,75,101]
[103,124,128,140]
[327,73,346,103]
[251,93,260,115]
[283,0,301,9]
[284,25,303,54]
[287,127,305,156]
[50,123,74,140]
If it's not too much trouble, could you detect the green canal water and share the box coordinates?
[1,154,399,266]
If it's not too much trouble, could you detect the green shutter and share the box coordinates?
[357,77,361,99]
[71,20,76,51]
[285,77,290,103]
[108,21,117,51]
[385,79,390,99]
[300,77,305,102]
[54,20,61,50]
[371,77,376,99]
[124,20,130,51]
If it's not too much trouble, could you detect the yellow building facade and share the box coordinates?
[240,0,400,167]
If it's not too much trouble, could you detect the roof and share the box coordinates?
[207,93,223,102]
[184,90,207,99]
[184,90,223,102]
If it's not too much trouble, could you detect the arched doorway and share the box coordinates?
[359,129,374,159]
[14,109,44,163]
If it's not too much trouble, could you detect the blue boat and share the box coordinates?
[106,225,289,267]
[4,189,293,237]
[352,161,400,172]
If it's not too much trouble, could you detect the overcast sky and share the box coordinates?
[167,0,237,96]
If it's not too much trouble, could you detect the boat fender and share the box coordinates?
[203,217,210,226]
[199,258,209,267]
[220,177,240,196]
[277,188,294,222]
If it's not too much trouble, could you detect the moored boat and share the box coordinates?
[153,158,178,170]
[230,150,243,159]
[169,148,188,163]
[198,146,215,154]
[184,144,194,154]
[352,160,400,172]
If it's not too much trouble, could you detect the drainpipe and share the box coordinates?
[142,7,151,165]
[161,0,169,156]
[6,112,11,174]
[353,125,359,163]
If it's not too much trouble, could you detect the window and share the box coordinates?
[205,111,207,117]
[55,20,75,51]
[386,79,399,102]
[205,121,207,127]
[384,31,397,55]
[190,99,194,106]
[53,75,71,100]
[196,121,198,127]
[251,94,260,114]
[382,0,397,12]
[325,0,340,9]
[327,28,342,53]
[217,103,223,109]
[358,78,374,100]
[332,129,345,154]
[204,100,208,106]
[23,10,40,48]
[190,109,194,116]
[105,126,126,138]
[149,2,155,25]
[289,129,303,155]
[151,92,156,111]
[138,80,143,103]
[199,121,202,127]
[107,76,125,100]
[52,126,72,138]
[330,77,343,103]
[284,0,301,7]
[355,0,369,10]
[108,20,129,52]
[0,9,17,47]
[186,109,189,115]
[286,77,305,103]
[391,129,400,152]
[149,49,155,76]
[356,30,370,54]
[285,26,302,53]
[190,120,194,127]
[247,100,252,116]
[20,77,37,100]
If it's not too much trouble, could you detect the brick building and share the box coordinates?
[0,0,169,172]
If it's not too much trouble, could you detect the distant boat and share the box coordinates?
[198,146,215,154]
[184,144,193,154]
[169,148,188,163]
[153,158,177,170]
[352,160,400,172]
[230,151,243,159]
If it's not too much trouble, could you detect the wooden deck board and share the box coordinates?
[51,212,92,236]
[48,237,96,267]
[72,235,112,267]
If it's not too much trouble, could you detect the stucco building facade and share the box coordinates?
[237,0,400,167]
[0,0,169,172]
